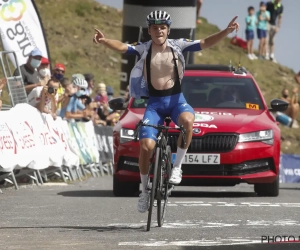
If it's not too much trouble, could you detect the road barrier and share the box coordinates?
[0,103,299,189]
[0,103,114,189]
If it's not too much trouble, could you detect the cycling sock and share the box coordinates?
[140,173,148,193]
[173,147,187,169]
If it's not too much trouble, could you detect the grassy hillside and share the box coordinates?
[0,0,299,153]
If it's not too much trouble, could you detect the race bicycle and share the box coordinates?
[134,117,186,231]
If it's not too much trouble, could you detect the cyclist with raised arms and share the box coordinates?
[93,10,239,213]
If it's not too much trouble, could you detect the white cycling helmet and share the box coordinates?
[73,77,88,89]
[146,10,172,27]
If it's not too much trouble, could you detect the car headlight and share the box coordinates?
[120,128,136,143]
[238,130,274,145]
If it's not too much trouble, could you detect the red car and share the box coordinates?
[109,64,288,197]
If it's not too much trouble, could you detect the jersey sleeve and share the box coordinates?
[66,96,75,112]
[177,39,202,53]
[124,42,145,57]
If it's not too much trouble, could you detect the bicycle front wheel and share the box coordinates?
[157,145,171,227]
[146,147,160,232]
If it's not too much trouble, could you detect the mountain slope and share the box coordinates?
[0,0,298,153]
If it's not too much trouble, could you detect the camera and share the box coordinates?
[48,86,54,94]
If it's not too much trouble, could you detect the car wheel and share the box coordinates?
[254,176,279,197]
[113,175,139,197]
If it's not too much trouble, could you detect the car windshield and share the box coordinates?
[130,76,264,110]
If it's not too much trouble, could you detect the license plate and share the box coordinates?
[172,153,220,165]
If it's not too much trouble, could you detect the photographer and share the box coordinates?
[27,78,59,120]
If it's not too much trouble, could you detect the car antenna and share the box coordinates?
[234,29,244,74]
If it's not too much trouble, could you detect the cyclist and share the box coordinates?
[93,10,239,213]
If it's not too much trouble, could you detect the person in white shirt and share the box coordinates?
[27,78,60,120]
[38,57,51,84]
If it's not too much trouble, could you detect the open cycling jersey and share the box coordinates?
[125,39,202,99]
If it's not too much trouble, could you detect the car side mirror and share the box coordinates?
[268,99,289,112]
[108,97,126,111]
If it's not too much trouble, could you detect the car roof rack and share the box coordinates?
[185,64,234,72]
[185,64,249,75]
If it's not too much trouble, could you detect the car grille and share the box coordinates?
[168,133,238,153]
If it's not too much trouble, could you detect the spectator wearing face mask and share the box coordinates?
[13,48,45,94]
[38,57,51,85]
[63,74,92,121]
[27,78,60,120]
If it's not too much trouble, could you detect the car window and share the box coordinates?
[130,76,264,110]
[181,76,264,110]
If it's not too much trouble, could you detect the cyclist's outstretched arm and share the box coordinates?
[200,16,239,49]
[93,28,128,53]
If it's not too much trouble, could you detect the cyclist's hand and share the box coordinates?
[93,28,105,44]
[226,16,239,34]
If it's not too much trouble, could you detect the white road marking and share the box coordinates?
[109,219,300,229]
[119,238,261,246]
[168,201,300,208]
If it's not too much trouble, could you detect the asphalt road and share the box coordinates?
[1,177,300,250]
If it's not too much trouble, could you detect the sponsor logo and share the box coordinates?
[199,111,232,116]
[194,113,214,122]
[193,128,201,134]
[184,38,194,42]
[0,0,27,22]
[193,123,217,129]
[246,103,259,110]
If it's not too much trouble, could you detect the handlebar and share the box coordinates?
[133,120,186,145]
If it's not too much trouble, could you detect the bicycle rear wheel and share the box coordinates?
[157,145,171,227]
[146,147,160,231]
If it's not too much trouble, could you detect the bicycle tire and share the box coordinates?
[146,147,160,231]
[157,145,171,227]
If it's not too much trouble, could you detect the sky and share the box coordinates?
[95,0,299,73]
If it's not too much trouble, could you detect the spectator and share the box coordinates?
[27,78,60,120]
[38,57,51,85]
[295,71,300,85]
[52,63,66,81]
[280,87,299,128]
[266,0,283,62]
[94,83,108,104]
[52,63,66,114]
[0,78,7,111]
[83,73,95,96]
[256,2,270,59]
[57,78,76,117]
[64,74,92,121]
[13,48,44,94]
[245,6,258,60]
[196,0,203,24]
[106,86,114,101]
